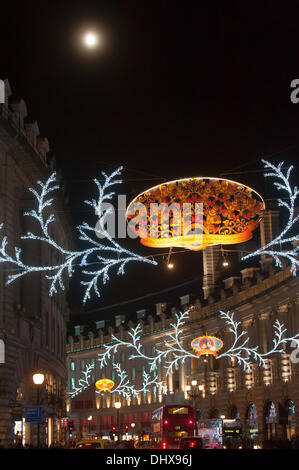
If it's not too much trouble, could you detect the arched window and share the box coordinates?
[0,339,4,364]
[210,408,221,419]
[264,401,276,440]
[246,403,258,440]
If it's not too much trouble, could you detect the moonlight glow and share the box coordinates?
[83,32,99,48]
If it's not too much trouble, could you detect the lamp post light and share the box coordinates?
[220,415,226,443]
[131,422,136,440]
[198,384,205,398]
[87,415,93,437]
[185,380,206,436]
[33,372,45,448]
[114,401,121,441]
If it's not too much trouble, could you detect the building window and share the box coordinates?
[132,368,136,381]
[95,320,105,330]
[112,371,115,381]
[84,400,93,409]
[121,352,125,362]
[81,360,85,369]
[45,311,49,347]
[74,325,81,336]
[71,377,75,389]
[71,361,75,371]
[74,400,83,410]
[52,318,55,352]
[137,309,146,319]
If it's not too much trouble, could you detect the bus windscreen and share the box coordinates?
[167,407,189,415]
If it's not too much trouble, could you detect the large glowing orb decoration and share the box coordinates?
[95,378,115,392]
[191,335,224,357]
[127,177,265,250]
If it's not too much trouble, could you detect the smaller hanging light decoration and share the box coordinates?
[95,378,115,392]
[191,335,224,357]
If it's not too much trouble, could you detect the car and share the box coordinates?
[114,440,136,449]
[75,439,113,449]
[135,440,154,449]
[205,443,223,449]
[178,437,204,449]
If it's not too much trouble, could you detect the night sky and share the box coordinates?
[1,1,299,315]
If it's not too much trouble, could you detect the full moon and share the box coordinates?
[83,32,99,48]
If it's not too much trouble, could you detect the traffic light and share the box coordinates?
[68,420,74,433]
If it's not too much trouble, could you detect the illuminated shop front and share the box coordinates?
[246,403,258,442]
[265,401,276,440]
[286,400,296,439]
[13,419,26,446]
[281,399,296,440]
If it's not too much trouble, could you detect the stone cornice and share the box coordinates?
[67,267,299,354]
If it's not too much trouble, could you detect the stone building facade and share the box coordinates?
[0,79,72,446]
[66,262,299,445]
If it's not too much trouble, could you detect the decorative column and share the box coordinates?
[202,245,221,299]
[258,312,271,354]
[167,353,174,394]
[242,319,255,390]
[179,362,186,397]
[260,210,280,272]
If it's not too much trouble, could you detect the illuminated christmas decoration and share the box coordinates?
[127,176,265,250]
[96,363,166,400]
[242,160,299,274]
[95,377,115,392]
[191,335,224,357]
[67,362,165,400]
[97,308,299,385]
[217,311,299,369]
[67,362,95,398]
[97,319,179,374]
[68,307,299,398]
[0,168,156,304]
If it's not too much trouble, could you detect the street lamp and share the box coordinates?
[33,372,45,448]
[33,373,45,385]
[185,381,206,435]
[198,384,205,398]
[131,422,136,440]
[114,401,121,441]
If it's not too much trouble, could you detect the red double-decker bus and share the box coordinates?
[152,405,195,449]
